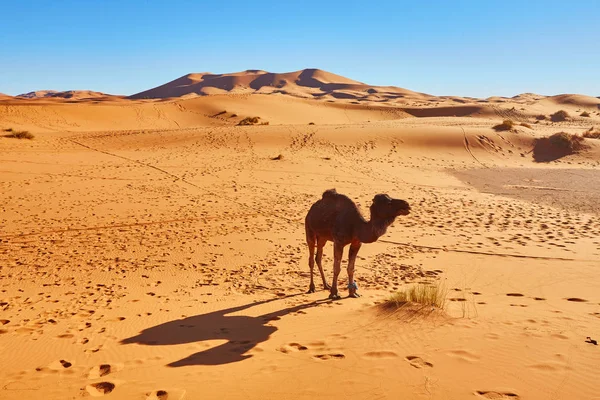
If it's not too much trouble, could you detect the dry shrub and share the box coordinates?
[580,111,591,117]
[237,116,269,125]
[238,117,261,126]
[3,130,34,139]
[308,122,315,125]
[520,122,532,129]
[533,132,587,162]
[271,154,283,160]
[550,110,569,122]
[384,283,447,310]
[583,128,600,139]
[535,114,547,120]
[493,120,514,131]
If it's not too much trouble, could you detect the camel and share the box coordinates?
[305,189,411,299]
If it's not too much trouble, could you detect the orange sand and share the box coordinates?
[1,70,599,400]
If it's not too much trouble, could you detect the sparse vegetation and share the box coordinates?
[550,110,569,122]
[3,129,34,139]
[583,127,600,139]
[308,122,315,125]
[535,114,547,120]
[238,116,261,126]
[533,132,587,162]
[493,119,514,131]
[384,283,447,310]
[520,122,532,129]
[230,114,237,118]
[580,111,591,117]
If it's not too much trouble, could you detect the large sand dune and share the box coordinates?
[1,71,599,400]
[129,68,432,101]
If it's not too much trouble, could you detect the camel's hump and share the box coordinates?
[322,189,338,199]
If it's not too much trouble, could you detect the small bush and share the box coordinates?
[550,110,569,122]
[238,116,261,126]
[580,111,591,117]
[583,128,600,139]
[3,130,34,140]
[230,114,238,118]
[535,114,547,120]
[384,283,447,310]
[520,122,532,129]
[308,122,315,125]
[271,154,283,160]
[533,132,587,162]
[3,128,14,132]
[493,119,514,131]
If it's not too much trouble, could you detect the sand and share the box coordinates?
[1,70,599,400]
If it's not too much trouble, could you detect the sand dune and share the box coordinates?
[17,90,120,100]
[129,68,431,101]
[1,72,600,400]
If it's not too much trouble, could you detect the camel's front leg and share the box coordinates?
[307,239,316,293]
[329,241,344,300]
[347,241,362,298]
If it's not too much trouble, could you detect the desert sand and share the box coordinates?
[1,69,599,400]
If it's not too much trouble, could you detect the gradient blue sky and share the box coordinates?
[1,0,598,97]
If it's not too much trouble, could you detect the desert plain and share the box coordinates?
[1,69,599,399]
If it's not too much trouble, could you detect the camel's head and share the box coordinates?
[370,194,411,218]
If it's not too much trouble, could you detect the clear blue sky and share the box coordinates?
[1,0,599,97]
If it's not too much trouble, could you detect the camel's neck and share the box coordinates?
[357,215,396,243]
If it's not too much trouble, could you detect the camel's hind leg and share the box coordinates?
[315,237,330,290]
[347,241,362,298]
[306,231,317,293]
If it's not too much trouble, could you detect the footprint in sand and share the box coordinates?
[146,390,169,400]
[88,363,123,379]
[277,343,308,353]
[86,382,115,396]
[37,359,73,372]
[405,355,433,368]
[313,353,345,360]
[475,390,520,399]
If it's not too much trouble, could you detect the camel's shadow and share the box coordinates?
[120,294,328,366]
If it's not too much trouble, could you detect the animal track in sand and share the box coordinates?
[363,351,399,359]
[146,390,169,400]
[313,353,345,360]
[277,343,309,353]
[405,356,433,368]
[565,297,587,302]
[86,382,115,396]
[88,363,123,379]
[475,390,520,399]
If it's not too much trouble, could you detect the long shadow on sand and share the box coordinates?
[120,295,328,367]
